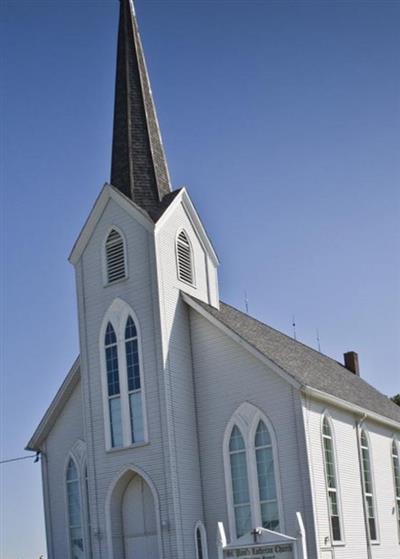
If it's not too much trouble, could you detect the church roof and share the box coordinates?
[26,296,399,452]
[185,296,400,425]
[110,0,172,219]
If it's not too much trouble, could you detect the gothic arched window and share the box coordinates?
[360,429,378,542]
[66,458,84,558]
[105,322,123,447]
[224,404,283,540]
[176,230,194,285]
[255,420,280,531]
[229,425,251,537]
[195,521,208,559]
[322,415,342,543]
[105,228,126,284]
[101,300,147,450]
[125,316,144,443]
[392,439,400,538]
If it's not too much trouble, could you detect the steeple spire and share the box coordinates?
[111,0,171,217]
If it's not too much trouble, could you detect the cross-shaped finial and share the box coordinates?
[251,528,261,544]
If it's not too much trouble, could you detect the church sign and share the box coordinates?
[218,526,297,559]
[223,542,294,559]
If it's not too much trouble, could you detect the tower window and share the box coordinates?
[100,301,147,451]
[105,229,126,284]
[105,322,123,447]
[125,316,144,444]
[176,230,194,285]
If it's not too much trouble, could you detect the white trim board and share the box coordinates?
[182,293,301,390]
[69,184,154,265]
[26,357,81,451]
[303,387,400,431]
[155,187,219,266]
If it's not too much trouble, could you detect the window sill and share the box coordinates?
[104,275,129,288]
[106,440,149,453]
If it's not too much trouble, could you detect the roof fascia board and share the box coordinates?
[69,184,154,265]
[155,188,219,266]
[182,293,301,390]
[26,358,81,451]
[302,386,400,431]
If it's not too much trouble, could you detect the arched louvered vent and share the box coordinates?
[105,229,126,284]
[176,230,193,285]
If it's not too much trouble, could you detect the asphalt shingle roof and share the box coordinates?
[190,297,400,424]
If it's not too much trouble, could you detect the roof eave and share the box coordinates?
[182,292,301,390]
[155,187,220,266]
[69,184,154,266]
[302,385,400,431]
[25,358,81,452]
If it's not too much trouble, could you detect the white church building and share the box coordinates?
[27,1,400,559]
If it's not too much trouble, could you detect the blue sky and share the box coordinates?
[2,0,399,556]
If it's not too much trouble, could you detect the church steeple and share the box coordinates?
[111,0,171,217]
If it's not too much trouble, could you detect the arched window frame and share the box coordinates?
[194,520,209,559]
[99,299,148,450]
[320,412,345,545]
[82,459,93,559]
[102,226,128,286]
[391,437,400,542]
[223,403,284,540]
[359,427,379,544]
[175,229,196,287]
[64,443,92,559]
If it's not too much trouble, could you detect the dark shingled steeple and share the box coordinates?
[111,0,171,218]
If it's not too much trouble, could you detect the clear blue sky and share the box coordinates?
[2,0,399,557]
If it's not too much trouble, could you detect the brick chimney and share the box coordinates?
[344,351,360,376]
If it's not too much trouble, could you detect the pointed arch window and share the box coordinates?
[360,429,377,542]
[105,228,126,284]
[105,322,123,447]
[391,439,400,539]
[66,458,84,558]
[125,316,144,443]
[83,465,93,558]
[195,521,208,559]
[255,420,280,531]
[224,405,283,540]
[176,230,194,285]
[229,425,251,537]
[100,301,147,451]
[322,416,342,543]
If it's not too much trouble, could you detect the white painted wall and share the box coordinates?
[154,197,220,559]
[188,309,318,559]
[74,197,176,558]
[38,188,400,559]
[43,380,84,559]
[302,396,400,559]
[73,193,218,559]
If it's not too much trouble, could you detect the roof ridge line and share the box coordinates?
[219,299,345,368]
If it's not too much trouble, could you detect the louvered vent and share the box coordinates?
[177,231,193,285]
[105,229,126,284]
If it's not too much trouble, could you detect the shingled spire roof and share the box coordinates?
[111,0,171,218]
